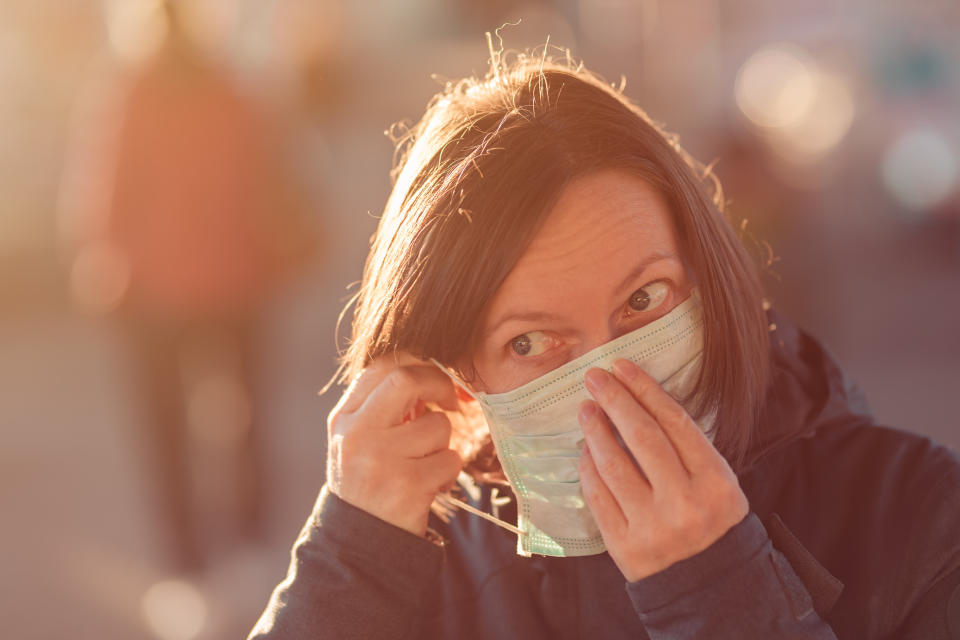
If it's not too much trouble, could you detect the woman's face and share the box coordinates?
[469,169,694,394]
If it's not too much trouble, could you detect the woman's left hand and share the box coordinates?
[579,358,749,582]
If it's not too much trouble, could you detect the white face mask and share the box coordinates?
[432,290,714,557]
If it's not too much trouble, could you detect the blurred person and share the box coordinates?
[60,0,317,573]
[249,47,960,639]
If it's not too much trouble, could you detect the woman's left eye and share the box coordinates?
[627,281,669,313]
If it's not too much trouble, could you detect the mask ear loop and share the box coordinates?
[428,358,528,539]
[428,357,481,402]
[434,494,525,537]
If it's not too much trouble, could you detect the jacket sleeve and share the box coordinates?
[248,485,444,640]
[626,513,838,639]
[889,450,960,640]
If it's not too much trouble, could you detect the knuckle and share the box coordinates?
[423,450,461,492]
[344,365,379,398]
[663,401,688,424]
[327,405,354,437]
[426,410,452,434]
[436,418,453,445]
[386,367,418,393]
[626,420,657,447]
[667,490,700,526]
[429,420,453,452]
[415,412,452,451]
[673,484,697,508]
[633,381,658,405]
[339,432,374,471]
[326,410,340,436]
[597,455,626,482]
[435,450,463,483]
[443,449,463,473]
[602,380,624,403]
[349,366,375,391]
[697,463,727,487]
[338,430,357,460]
[365,355,397,376]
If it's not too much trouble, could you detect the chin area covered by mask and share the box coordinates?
[432,290,715,558]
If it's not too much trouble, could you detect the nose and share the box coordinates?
[576,322,630,360]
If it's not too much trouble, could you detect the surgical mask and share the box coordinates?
[432,290,714,558]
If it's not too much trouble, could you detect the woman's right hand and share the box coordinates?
[325,353,464,538]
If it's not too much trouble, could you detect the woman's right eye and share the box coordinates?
[509,331,555,357]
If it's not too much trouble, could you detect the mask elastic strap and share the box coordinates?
[428,359,525,538]
[434,493,526,537]
[428,357,481,402]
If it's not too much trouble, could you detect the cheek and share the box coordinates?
[460,347,495,395]
[467,345,527,395]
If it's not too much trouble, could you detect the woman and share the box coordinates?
[249,49,960,639]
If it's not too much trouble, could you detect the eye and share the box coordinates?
[627,281,669,313]
[509,330,556,357]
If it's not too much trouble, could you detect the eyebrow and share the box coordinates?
[611,250,679,295]
[484,310,567,339]
[484,251,680,339]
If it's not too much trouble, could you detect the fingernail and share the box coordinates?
[584,368,610,393]
[613,358,639,381]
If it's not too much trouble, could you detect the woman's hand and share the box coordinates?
[578,357,749,582]
[326,353,463,538]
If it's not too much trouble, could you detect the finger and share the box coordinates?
[611,358,716,473]
[584,367,686,487]
[577,398,651,519]
[336,351,432,415]
[328,359,409,440]
[387,410,453,458]
[579,444,627,536]
[416,448,463,495]
[354,365,460,432]
[333,365,390,418]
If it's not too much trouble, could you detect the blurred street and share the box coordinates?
[2,285,338,639]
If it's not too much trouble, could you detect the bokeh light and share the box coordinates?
[882,127,959,212]
[735,44,817,130]
[768,72,855,163]
[140,579,208,640]
[736,44,855,164]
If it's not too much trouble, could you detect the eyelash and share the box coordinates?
[506,280,671,359]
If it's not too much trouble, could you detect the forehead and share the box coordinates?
[484,169,680,315]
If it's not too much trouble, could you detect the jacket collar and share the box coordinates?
[742,307,874,473]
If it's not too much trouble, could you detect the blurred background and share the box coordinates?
[0,0,957,638]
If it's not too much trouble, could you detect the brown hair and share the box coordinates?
[335,45,771,471]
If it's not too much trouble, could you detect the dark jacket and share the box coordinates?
[249,311,960,639]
